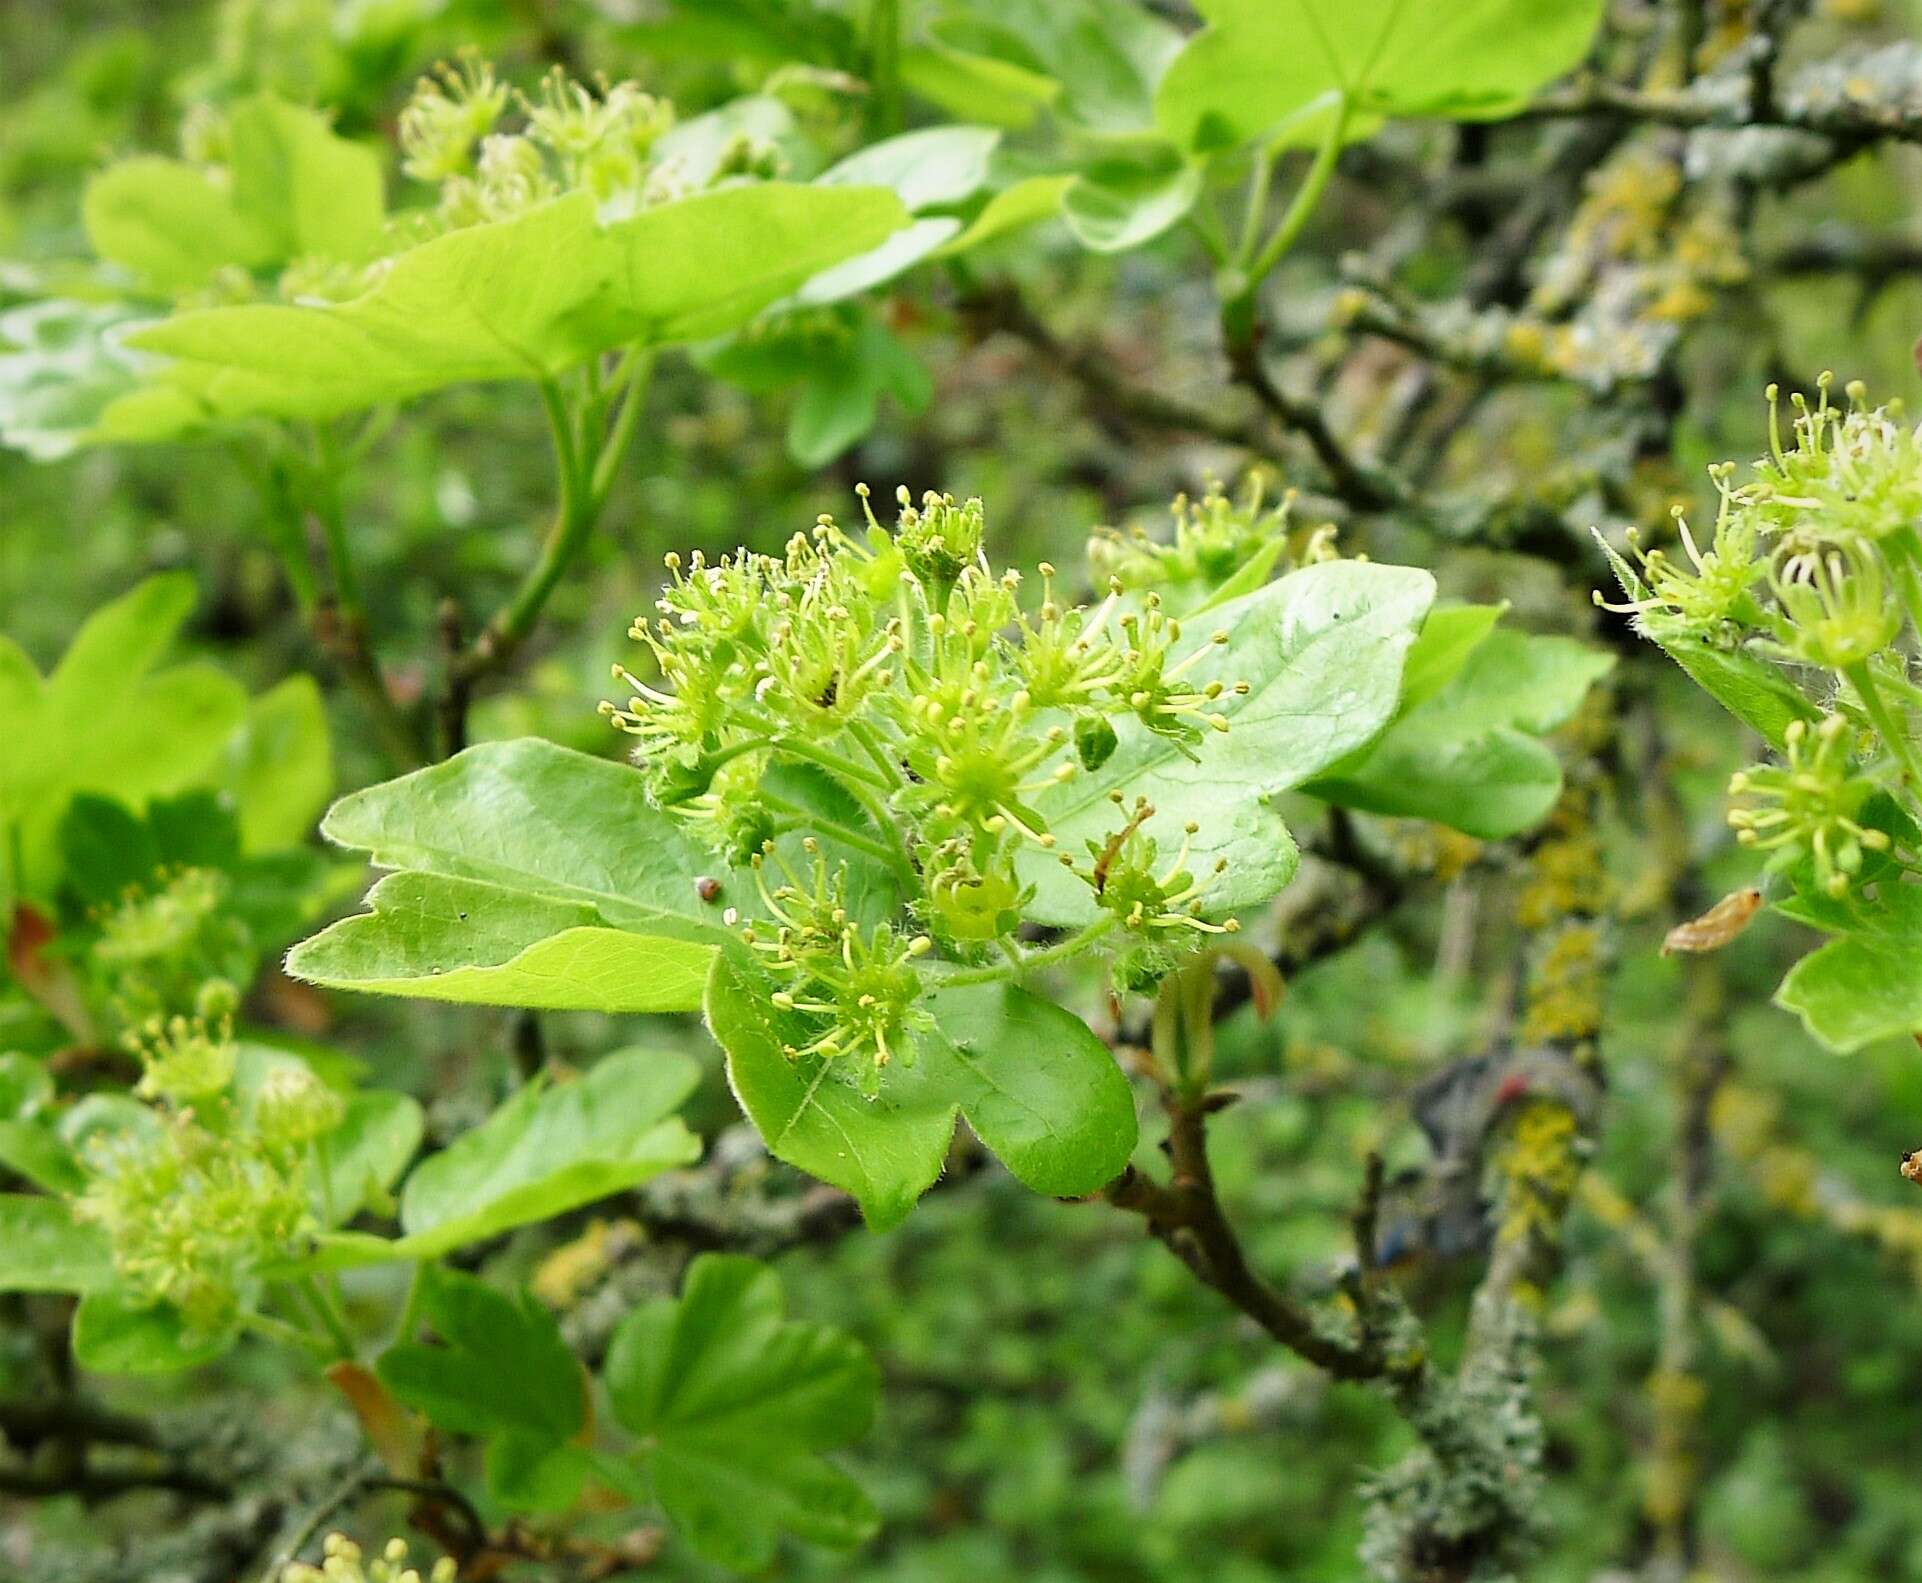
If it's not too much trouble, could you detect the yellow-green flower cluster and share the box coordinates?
[603,487,1254,1086]
[89,865,251,1031]
[741,839,933,1093]
[396,53,796,234]
[1089,476,1335,610]
[77,1111,307,1335]
[1728,714,1892,896]
[77,991,345,1334]
[1603,381,1922,880]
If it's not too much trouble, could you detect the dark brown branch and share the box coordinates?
[0,1462,225,1502]
[1219,334,1414,513]
[1107,1096,1422,1389]
[962,284,1281,460]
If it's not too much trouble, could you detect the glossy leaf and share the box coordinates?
[1775,886,1922,1052]
[288,870,719,1012]
[786,314,932,465]
[1157,0,1603,153]
[82,156,272,293]
[71,1291,238,1374]
[604,1253,880,1569]
[224,95,385,264]
[901,42,1062,129]
[220,675,334,852]
[935,0,1184,133]
[710,955,1136,1228]
[817,125,1001,212]
[314,1089,424,1227]
[298,736,740,962]
[1062,145,1201,253]
[932,174,1073,257]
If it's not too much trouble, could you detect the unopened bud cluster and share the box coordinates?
[89,864,250,1030]
[605,487,1271,1086]
[281,1534,455,1583]
[1600,378,1922,892]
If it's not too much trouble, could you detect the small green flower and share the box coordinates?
[253,1063,347,1150]
[1762,531,1900,671]
[90,865,251,1030]
[127,1007,237,1104]
[1751,375,1922,547]
[398,54,510,184]
[1727,714,1891,896]
[742,841,932,1092]
[1592,465,1762,639]
[1091,475,1324,604]
[890,486,986,608]
[1063,795,1239,938]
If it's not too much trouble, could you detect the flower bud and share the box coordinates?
[253,1064,347,1149]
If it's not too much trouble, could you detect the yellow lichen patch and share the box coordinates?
[1520,925,1605,1044]
[1494,1101,1584,1244]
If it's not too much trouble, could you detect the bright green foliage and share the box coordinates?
[223,676,335,853]
[378,1265,591,1511]
[0,1194,115,1293]
[0,62,917,448]
[287,487,1582,1224]
[0,575,246,898]
[711,955,1136,1226]
[391,1049,699,1257]
[695,123,999,464]
[604,1253,880,1569]
[83,94,381,293]
[286,870,719,1012]
[699,306,933,468]
[71,1287,241,1372]
[920,0,1182,134]
[1022,558,1435,922]
[1060,144,1202,254]
[1156,0,1605,153]
[1308,616,1615,839]
[131,184,909,424]
[1776,885,1922,1052]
